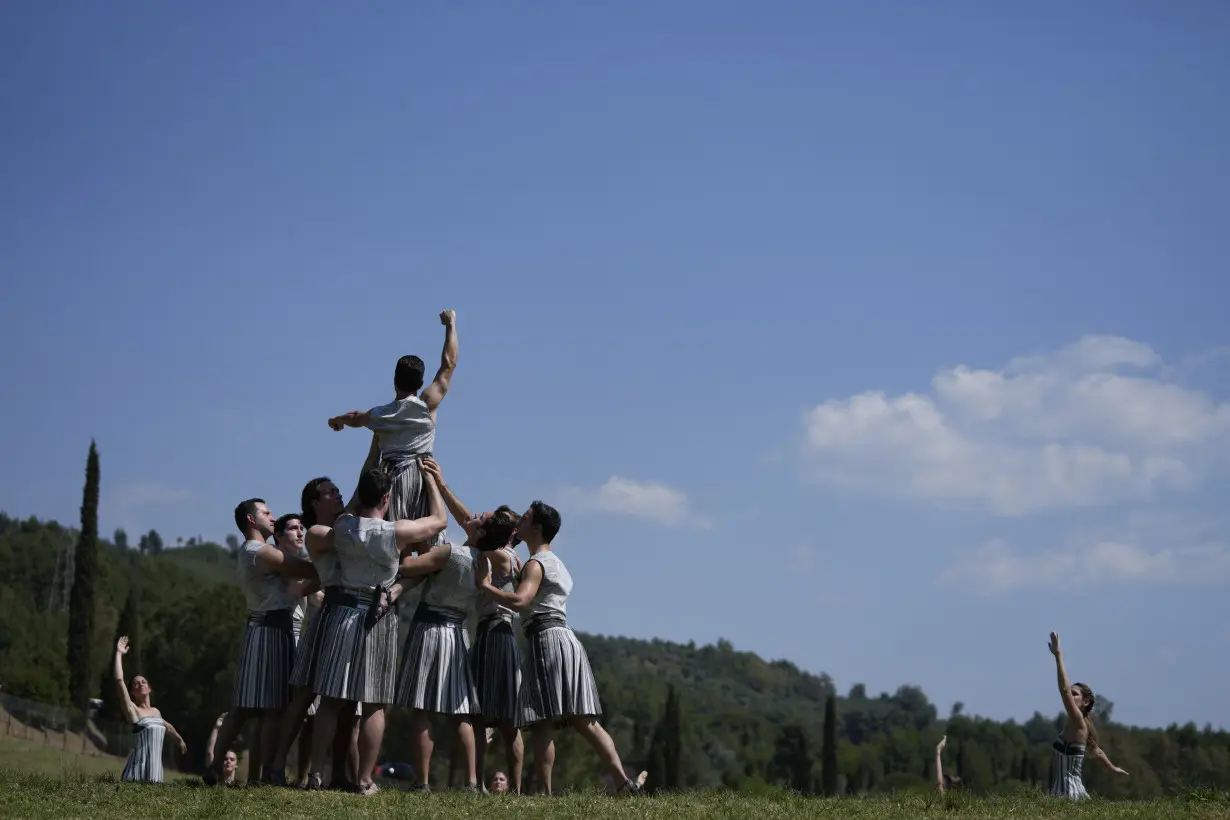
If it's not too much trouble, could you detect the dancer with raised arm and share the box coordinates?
[480,501,646,796]
[204,499,318,786]
[421,459,525,792]
[328,309,458,548]
[934,735,961,792]
[204,713,239,786]
[305,464,448,795]
[1047,632,1129,799]
[114,636,186,783]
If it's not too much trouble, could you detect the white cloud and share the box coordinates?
[109,481,191,507]
[802,335,1230,515]
[939,538,1230,593]
[558,477,711,528]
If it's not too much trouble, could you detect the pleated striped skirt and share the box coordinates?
[121,716,166,783]
[395,605,478,714]
[232,609,295,710]
[385,454,447,547]
[472,616,522,723]
[290,590,337,689]
[311,590,399,704]
[519,618,602,727]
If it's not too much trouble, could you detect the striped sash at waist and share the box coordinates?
[382,450,433,475]
[413,602,465,625]
[321,585,348,606]
[477,615,515,634]
[524,614,568,636]
[1053,738,1086,755]
[329,588,379,608]
[247,609,294,628]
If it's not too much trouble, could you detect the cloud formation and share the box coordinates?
[802,336,1230,515]
[939,538,1230,593]
[559,477,710,528]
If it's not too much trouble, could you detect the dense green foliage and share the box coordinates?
[65,442,100,712]
[0,509,1228,797]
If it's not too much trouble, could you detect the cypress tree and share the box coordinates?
[98,588,141,723]
[822,693,839,795]
[664,685,682,789]
[67,440,100,712]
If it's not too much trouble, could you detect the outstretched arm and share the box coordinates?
[254,543,319,580]
[328,410,372,431]
[419,459,476,536]
[1048,632,1087,731]
[1093,746,1129,776]
[343,433,381,514]
[481,557,543,610]
[393,467,447,546]
[398,542,452,578]
[421,310,457,414]
[113,638,138,723]
[935,736,947,792]
[205,713,225,767]
[164,719,188,755]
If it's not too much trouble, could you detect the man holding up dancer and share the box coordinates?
[304,463,448,795]
[272,512,322,786]
[204,499,319,786]
[421,459,525,793]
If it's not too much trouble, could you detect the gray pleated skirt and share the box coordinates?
[232,610,295,710]
[385,454,447,547]
[519,621,602,727]
[311,590,399,704]
[290,593,334,689]
[395,607,478,714]
[472,617,522,723]
[121,716,166,783]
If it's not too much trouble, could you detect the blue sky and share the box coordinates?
[2,1,1228,730]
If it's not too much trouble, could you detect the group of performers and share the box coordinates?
[108,309,1128,799]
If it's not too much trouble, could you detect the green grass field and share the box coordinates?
[0,769,1226,820]
[0,729,126,779]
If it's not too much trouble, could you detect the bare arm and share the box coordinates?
[398,542,452,577]
[420,310,457,414]
[205,713,225,767]
[254,543,318,580]
[344,434,381,514]
[420,458,476,536]
[287,576,320,597]
[393,468,447,546]
[113,639,138,723]
[481,557,543,610]
[306,525,334,558]
[1049,632,1087,733]
[475,552,492,590]
[935,736,946,792]
[1093,746,1129,775]
[328,410,372,430]
[163,719,187,755]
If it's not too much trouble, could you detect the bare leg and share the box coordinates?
[296,716,314,784]
[455,716,477,787]
[249,721,264,782]
[474,718,488,791]
[307,698,341,786]
[330,707,357,788]
[410,710,434,788]
[259,709,282,778]
[531,723,555,795]
[502,723,524,793]
[569,716,637,785]
[356,705,386,787]
[348,716,361,783]
[272,687,315,773]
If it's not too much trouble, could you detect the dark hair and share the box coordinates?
[394,355,426,393]
[357,468,392,509]
[234,498,264,535]
[1074,682,1099,750]
[529,500,561,543]
[300,477,332,528]
[475,507,518,550]
[942,774,964,790]
[274,513,302,536]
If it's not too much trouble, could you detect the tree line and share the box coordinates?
[0,443,1227,795]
